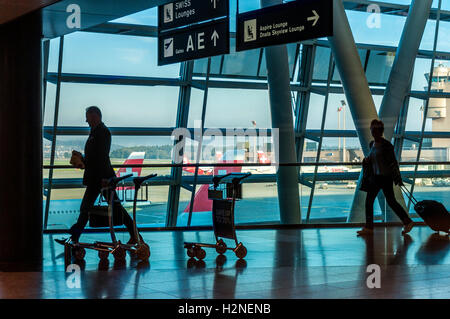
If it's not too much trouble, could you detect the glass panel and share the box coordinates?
[346,9,406,47]
[436,20,450,52]
[48,37,60,73]
[400,140,420,162]
[405,97,434,131]
[43,83,57,126]
[419,19,437,52]
[204,88,272,128]
[312,46,330,82]
[411,58,432,92]
[365,50,395,85]
[420,138,450,162]
[301,139,319,164]
[45,185,169,230]
[58,83,179,127]
[306,93,325,129]
[259,43,298,78]
[220,38,260,77]
[324,94,354,130]
[62,32,180,78]
[309,180,382,223]
[192,56,223,76]
[111,7,157,26]
[319,138,364,163]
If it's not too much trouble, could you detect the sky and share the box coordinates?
[44,0,450,149]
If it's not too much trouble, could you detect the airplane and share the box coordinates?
[45,152,148,230]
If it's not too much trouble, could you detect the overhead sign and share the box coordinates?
[158,18,229,66]
[159,0,229,32]
[236,0,333,52]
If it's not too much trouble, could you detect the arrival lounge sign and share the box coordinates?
[158,0,230,66]
[236,0,333,52]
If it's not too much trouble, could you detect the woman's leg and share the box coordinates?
[381,178,412,226]
[364,185,380,230]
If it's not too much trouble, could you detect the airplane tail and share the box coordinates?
[115,152,145,202]
[116,152,146,178]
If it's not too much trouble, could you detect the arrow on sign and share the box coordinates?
[211,30,219,46]
[211,0,218,9]
[307,10,320,26]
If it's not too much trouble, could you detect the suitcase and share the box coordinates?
[401,185,450,234]
[88,204,124,228]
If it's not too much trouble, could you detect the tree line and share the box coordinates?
[110,145,173,160]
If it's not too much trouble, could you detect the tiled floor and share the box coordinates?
[0,226,449,299]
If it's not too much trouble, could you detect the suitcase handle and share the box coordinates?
[400,185,418,205]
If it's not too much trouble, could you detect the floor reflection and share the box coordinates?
[415,233,450,265]
[3,226,447,299]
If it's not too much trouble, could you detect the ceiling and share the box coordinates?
[0,0,61,25]
[42,0,172,39]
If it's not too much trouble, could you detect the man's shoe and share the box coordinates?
[127,234,144,245]
[402,222,414,235]
[357,228,374,236]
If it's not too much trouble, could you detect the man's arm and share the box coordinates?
[92,127,111,174]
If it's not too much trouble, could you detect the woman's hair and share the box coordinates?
[370,119,384,133]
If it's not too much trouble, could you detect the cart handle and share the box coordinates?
[212,172,252,186]
[108,173,133,187]
[134,173,157,187]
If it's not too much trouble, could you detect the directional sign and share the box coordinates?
[158,18,229,66]
[236,0,333,52]
[159,0,229,32]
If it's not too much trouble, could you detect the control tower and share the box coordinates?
[425,64,450,148]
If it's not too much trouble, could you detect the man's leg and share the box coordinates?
[70,185,101,242]
[381,178,412,226]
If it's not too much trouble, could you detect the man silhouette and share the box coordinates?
[56,106,140,244]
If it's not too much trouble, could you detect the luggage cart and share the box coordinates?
[184,172,252,260]
[94,173,157,261]
[60,173,157,265]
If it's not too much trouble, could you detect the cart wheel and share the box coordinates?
[98,250,109,260]
[235,245,247,259]
[73,247,86,261]
[136,244,151,261]
[187,246,195,258]
[195,247,206,260]
[215,240,227,255]
[112,247,126,261]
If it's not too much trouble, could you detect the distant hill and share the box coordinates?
[110,145,173,160]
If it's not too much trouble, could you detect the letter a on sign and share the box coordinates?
[66,4,81,29]
[366,264,381,289]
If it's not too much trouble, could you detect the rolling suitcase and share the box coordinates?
[401,185,450,234]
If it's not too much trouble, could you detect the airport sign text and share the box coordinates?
[159,0,229,32]
[236,0,333,52]
[158,18,229,66]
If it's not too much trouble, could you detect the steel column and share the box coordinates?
[261,0,301,224]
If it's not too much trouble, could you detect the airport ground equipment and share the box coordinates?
[60,173,157,265]
[184,173,252,260]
